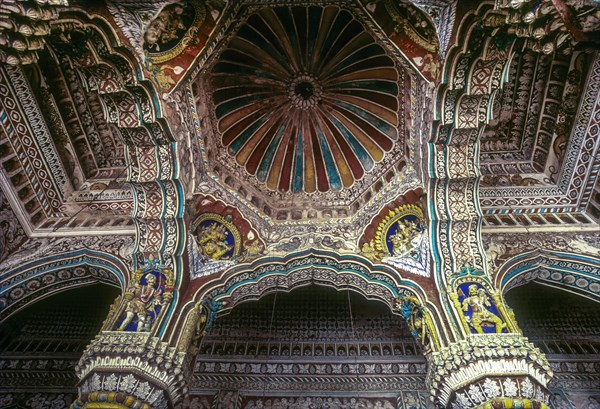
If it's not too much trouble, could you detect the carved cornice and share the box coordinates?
[426,334,552,407]
[75,332,188,407]
[0,0,67,65]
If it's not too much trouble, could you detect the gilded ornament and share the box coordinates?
[115,259,172,332]
[192,213,241,262]
[361,204,425,261]
[189,297,228,355]
[393,295,440,351]
[459,283,506,334]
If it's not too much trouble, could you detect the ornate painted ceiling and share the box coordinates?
[208,6,402,195]
[192,1,428,221]
[0,0,597,299]
[0,2,595,250]
[0,0,599,408]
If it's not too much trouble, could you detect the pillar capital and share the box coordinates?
[73,332,189,408]
[427,334,552,408]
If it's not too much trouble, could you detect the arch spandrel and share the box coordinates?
[170,249,449,359]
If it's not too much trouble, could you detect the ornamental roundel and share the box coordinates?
[143,0,207,64]
[377,204,424,258]
[192,213,242,261]
[209,5,401,194]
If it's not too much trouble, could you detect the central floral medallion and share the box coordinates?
[209,5,402,194]
[288,74,323,110]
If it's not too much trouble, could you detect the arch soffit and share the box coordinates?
[496,250,600,303]
[0,250,127,322]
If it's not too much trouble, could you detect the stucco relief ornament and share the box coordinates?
[189,213,242,279]
[361,204,430,276]
[189,297,228,355]
[393,295,440,351]
[193,214,240,260]
[457,283,507,334]
[115,259,173,332]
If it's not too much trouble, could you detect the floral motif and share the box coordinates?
[482,378,501,398]
[104,373,118,390]
[521,378,534,398]
[0,395,13,406]
[90,373,102,391]
[455,392,471,408]
[135,381,152,400]
[120,374,137,393]
[502,378,518,397]
[535,387,546,403]
[149,389,165,404]
[468,384,485,404]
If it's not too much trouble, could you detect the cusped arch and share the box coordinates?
[205,249,426,311]
[172,249,448,351]
[496,250,600,302]
[0,249,128,322]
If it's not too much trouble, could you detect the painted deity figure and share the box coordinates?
[197,223,233,261]
[143,2,192,53]
[388,219,421,257]
[389,220,412,255]
[190,298,228,354]
[461,284,506,334]
[396,296,429,347]
[118,273,164,332]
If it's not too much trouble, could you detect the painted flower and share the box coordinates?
[483,378,501,398]
[521,378,534,398]
[468,384,485,404]
[120,374,137,393]
[503,378,518,397]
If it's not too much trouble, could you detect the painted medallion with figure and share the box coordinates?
[192,213,241,262]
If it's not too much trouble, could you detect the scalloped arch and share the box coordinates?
[0,250,127,322]
[496,250,600,303]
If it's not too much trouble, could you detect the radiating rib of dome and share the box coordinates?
[211,5,399,193]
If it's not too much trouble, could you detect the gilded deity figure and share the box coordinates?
[461,284,506,334]
[389,219,420,256]
[197,223,233,261]
[118,273,164,332]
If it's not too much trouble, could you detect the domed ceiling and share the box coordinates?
[195,3,416,219]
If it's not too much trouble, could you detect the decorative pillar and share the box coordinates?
[428,335,551,408]
[428,270,552,408]
[42,16,191,408]
[72,262,188,408]
[425,4,554,407]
